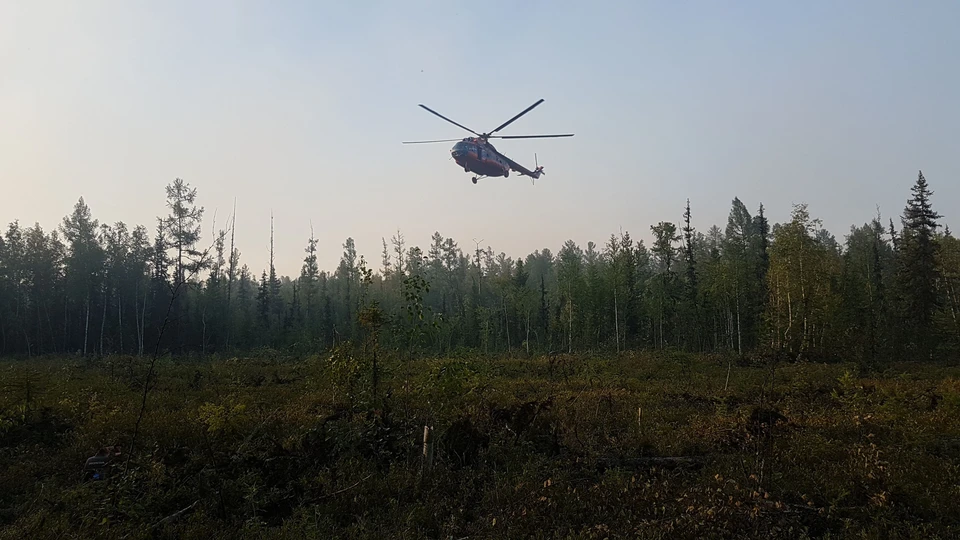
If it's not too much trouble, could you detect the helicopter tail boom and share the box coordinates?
[505,153,545,183]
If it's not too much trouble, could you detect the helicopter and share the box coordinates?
[403,98,573,184]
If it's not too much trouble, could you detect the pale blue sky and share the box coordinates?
[2,1,957,275]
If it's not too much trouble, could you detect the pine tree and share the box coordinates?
[60,197,104,356]
[722,198,759,355]
[162,179,206,351]
[163,179,204,286]
[650,221,681,348]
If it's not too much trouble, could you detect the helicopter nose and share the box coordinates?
[451,141,473,159]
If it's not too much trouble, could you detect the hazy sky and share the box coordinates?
[2,1,957,276]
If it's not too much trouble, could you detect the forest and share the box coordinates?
[1,171,957,365]
[3,171,960,538]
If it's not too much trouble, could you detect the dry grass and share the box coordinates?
[1,350,959,539]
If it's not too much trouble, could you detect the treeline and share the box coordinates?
[1,172,957,364]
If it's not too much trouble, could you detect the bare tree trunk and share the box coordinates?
[45,304,55,354]
[36,303,42,355]
[735,286,742,356]
[118,292,123,354]
[140,284,148,357]
[134,285,140,357]
[659,308,663,350]
[478,313,492,355]
[713,312,718,350]
[727,308,733,350]
[202,299,207,355]
[614,287,620,353]
[126,280,183,474]
[83,293,90,356]
[525,310,530,355]
[799,239,807,352]
[949,279,960,339]
[502,296,510,351]
[786,291,793,352]
[100,286,107,357]
[16,282,31,356]
[22,327,32,356]
[226,201,237,349]
[136,287,143,356]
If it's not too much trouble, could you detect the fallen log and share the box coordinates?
[596,456,706,470]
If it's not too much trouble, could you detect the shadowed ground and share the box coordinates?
[1,350,959,539]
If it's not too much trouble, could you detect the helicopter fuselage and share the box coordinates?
[451,138,510,178]
[402,98,571,183]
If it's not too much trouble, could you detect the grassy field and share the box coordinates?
[2,350,960,539]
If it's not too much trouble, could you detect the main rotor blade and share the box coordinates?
[402,138,463,144]
[489,98,544,135]
[418,104,480,136]
[493,134,575,139]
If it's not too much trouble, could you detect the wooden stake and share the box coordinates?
[422,425,434,472]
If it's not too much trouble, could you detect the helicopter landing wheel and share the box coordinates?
[504,170,509,177]
[471,177,478,184]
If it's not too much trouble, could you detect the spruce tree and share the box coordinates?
[268,214,282,328]
[257,270,270,335]
[897,170,942,353]
[381,238,392,277]
[682,200,698,295]
[753,204,770,305]
[301,228,320,336]
[682,200,700,349]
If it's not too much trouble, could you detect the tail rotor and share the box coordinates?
[532,153,544,185]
